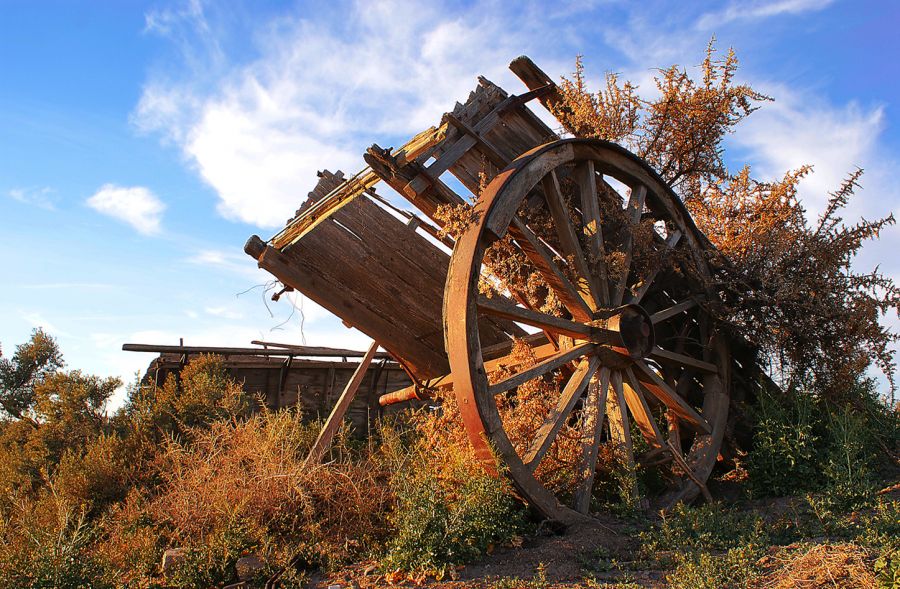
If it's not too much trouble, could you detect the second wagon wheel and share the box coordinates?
[445,138,730,523]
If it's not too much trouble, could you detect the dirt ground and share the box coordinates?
[310,514,667,589]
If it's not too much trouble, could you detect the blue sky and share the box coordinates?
[2,0,898,405]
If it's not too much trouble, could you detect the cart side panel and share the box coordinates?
[253,194,512,382]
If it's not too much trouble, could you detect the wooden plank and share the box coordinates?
[607,370,637,501]
[256,243,448,380]
[123,343,390,358]
[477,295,592,339]
[613,184,646,305]
[576,160,610,306]
[650,347,718,374]
[631,229,681,303]
[305,341,379,464]
[509,217,593,322]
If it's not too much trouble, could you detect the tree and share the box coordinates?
[549,42,899,399]
[0,329,63,420]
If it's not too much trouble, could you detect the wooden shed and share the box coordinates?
[124,343,413,435]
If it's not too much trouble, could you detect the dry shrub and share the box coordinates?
[149,408,395,569]
[0,490,109,589]
[92,489,163,589]
[751,543,878,589]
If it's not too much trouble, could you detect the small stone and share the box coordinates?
[161,548,186,572]
[235,554,265,581]
[327,584,342,589]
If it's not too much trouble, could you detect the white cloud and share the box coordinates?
[696,0,834,30]
[133,0,563,228]
[86,184,166,235]
[730,84,889,220]
[204,306,244,320]
[8,186,57,210]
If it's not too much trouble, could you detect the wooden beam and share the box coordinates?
[305,341,379,465]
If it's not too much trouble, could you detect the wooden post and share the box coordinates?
[305,341,379,465]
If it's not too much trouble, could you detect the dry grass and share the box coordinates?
[750,543,877,589]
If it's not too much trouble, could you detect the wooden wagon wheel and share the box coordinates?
[445,138,731,523]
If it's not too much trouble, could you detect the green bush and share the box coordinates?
[746,378,892,502]
[746,388,821,496]
[857,499,900,589]
[382,454,526,575]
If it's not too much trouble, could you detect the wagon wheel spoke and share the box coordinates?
[607,370,637,499]
[541,170,601,310]
[633,359,710,433]
[612,184,647,306]
[572,366,611,513]
[477,296,593,339]
[510,216,593,322]
[488,342,595,396]
[631,230,682,304]
[650,347,718,374]
[623,366,666,449]
[650,298,699,324]
[667,371,697,456]
[574,161,610,306]
[524,355,601,470]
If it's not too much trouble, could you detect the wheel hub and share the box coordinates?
[590,304,655,361]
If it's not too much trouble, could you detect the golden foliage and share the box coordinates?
[553,42,899,396]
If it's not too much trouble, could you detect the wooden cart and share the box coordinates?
[244,57,759,523]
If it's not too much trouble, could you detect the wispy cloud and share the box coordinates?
[696,0,834,30]
[204,306,243,320]
[18,282,116,290]
[8,186,57,210]
[21,311,70,338]
[86,184,166,235]
[187,248,268,281]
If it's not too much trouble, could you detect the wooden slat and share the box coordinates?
[575,160,610,306]
[509,217,593,322]
[613,184,647,305]
[488,343,594,396]
[305,341,379,464]
[650,347,718,374]
[542,170,601,309]
[477,296,592,339]
[650,298,698,324]
[573,366,611,513]
[524,356,600,470]
[633,360,710,433]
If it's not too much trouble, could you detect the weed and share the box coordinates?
[666,544,759,589]
[641,503,767,555]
